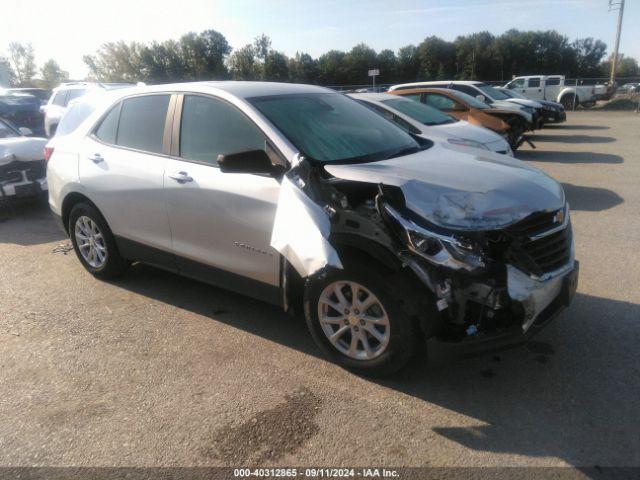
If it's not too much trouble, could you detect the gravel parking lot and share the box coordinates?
[1,111,639,471]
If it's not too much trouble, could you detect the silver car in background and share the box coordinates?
[47,82,578,376]
[349,92,512,155]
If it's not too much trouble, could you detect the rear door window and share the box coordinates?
[65,89,88,105]
[116,95,170,154]
[528,78,541,88]
[546,77,561,86]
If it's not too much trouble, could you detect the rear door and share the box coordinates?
[163,93,281,295]
[544,76,562,101]
[524,77,544,100]
[78,93,175,262]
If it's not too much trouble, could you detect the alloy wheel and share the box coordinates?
[74,215,108,268]
[318,281,390,360]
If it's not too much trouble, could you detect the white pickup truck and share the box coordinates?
[503,75,600,109]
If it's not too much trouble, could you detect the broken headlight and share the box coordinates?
[384,204,485,271]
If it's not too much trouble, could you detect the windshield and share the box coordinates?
[380,98,456,126]
[0,119,20,138]
[0,95,39,106]
[502,89,527,100]
[444,89,489,109]
[250,93,421,163]
[476,84,510,100]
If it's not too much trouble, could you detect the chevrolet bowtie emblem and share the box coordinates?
[554,209,565,224]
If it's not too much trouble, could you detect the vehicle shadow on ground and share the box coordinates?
[561,183,624,212]
[544,125,610,131]
[383,292,640,471]
[532,134,616,144]
[115,266,640,470]
[516,150,623,164]
[0,198,66,246]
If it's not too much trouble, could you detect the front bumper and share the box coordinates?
[0,175,47,199]
[448,261,579,354]
[544,110,566,123]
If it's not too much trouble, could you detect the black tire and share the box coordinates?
[560,94,577,110]
[68,202,129,279]
[304,263,419,377]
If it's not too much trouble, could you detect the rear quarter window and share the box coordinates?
[51,91,68,106]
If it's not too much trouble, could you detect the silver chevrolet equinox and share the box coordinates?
[47,82,579,376]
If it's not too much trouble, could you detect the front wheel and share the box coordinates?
[304,264,419,376]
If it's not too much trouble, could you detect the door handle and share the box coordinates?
[168,171,193,183]
[88,153,104,163]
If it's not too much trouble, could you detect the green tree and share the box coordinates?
[84,29,230,83]
[573,38,608,77]
[227,45,258,80]
[178,30,231,80]
[316,50,347,86]
[264,51,289,81]
[396,45,420,82]
[376,49,398,84]
[288,52,318,83]
[40,59,69,88]
[8,42,37,86]
[344,43,377,84]
[417,36,456,80]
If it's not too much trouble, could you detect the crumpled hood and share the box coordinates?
[324,143,565,230]
[0,137,48,166]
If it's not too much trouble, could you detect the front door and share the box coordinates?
[163,94,281,293]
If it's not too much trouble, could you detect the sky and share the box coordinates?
[1,0,638,79]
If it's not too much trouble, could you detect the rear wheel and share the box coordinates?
[304,263,419,376]
[560,94,577,110]
[69,203,129,279]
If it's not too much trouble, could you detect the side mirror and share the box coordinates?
[475,94,486,102]
[506,84,514,89]
[18,127,34,136]
[218,149,285,177]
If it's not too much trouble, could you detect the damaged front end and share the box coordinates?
[271,148,578,346]
[0,137,48,200]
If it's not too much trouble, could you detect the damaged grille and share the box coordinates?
[505,208,572,277]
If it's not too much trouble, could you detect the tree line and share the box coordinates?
[4,42,69,88]
[5,29,640,88]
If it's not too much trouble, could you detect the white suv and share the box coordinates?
[42,82,133,137]
[47,82,578,375]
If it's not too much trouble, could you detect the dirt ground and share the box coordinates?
[1,111,639,473]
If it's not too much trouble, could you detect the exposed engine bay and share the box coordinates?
[271,148,578,344]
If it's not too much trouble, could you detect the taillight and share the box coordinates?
[44,146,54,162]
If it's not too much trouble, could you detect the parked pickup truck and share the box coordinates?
[503,75,600,109]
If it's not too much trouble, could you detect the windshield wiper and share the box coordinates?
[384,145,421,159]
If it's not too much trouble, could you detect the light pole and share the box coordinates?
[609,0,626,85]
